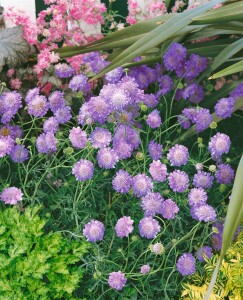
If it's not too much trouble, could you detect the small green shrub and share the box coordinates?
[0,205,89,300]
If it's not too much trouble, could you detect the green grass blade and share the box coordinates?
[209,60,243,78]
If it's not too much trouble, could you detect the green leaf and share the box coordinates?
[209,59,243,78]
[0,26,30,72]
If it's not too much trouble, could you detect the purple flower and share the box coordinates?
[176,253,196,276]
[101,85,131,111]
[69,127,87,149]
[0,136,14,157]
[112,170,132,194]
[194,108,213,133]
[113,125,140,150]
[83,220,105,242]
[138,216,160,239]
[142,94,158,108]
[115,216,134,238]
[27,95,49,117]
[183,107,197,122]
[192,204,217,222]
[105,67,123,83]
[108,271,127,290]
[184,54,208,80]
[88,96,111,124]
[113,140,133,159]
[149,160,167,182]
[43,117,59,133]
[183,83,204,104]
[54,106,72,124]
[0,125,22,140]
[10,145,29,163]
[0,91,22,123]
[97,147,119,169]
[0,187,23,205]
[163,43,187,72]
[195,246,213,262]
[157,75,173,96]
[48,91,66,113]
[132,173,153,197]
[167,144,189,167]
[159,199,179,220]
[140,265,151,274]
[148,140,162,161]
[141,192,164,216]
[230,82,243,100]
[89,127,112,149]
[78,102,93,126]
[208,133,231,161]
[168,170,189,193]
[25,87,40,103]
[215,164,234,184]
[178,114,191,130]
[129,65,156,89]
[55,63,75,78]
[215,97,235,119]
[69,74,91,95]
[193,171,214,189]
[188,188,208,207]
[36,132,57,154]
[146,109,162,128]
[72,159,94,181]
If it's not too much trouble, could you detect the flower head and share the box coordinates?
[43,117,59,133]
[69,127,87,149]
[146,109,162,128]
[0,136,14,157]
[176,253,196,276]
[0,187,23,205]
[159,199,179,220]
[89,127,112,149]
[192,204,217,222]
[108,271,127,290]
[72,159,94,181]
[193,171,213,189]
[149,160,167,182]
[132,173,153,197]
[10,145,29,163]
[188,188,208,207]
[112,170,132,194]
[208,133,231,161]
[141,192,164,216]
[151,242,165,255]
[140,265,151,274]
[215,164,234,184]
[167,144,189,166]
[138,216,160,239]
[97,147,119,169]
[48,91,66,113]
[148,140,162,161]
[195,246,213,262]
[69,74,91,95]
[83,220,105,242]
[115,216,134,238]
[168,170,189,193]
[215,97,235,119]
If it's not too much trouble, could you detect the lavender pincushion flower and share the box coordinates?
[113,125,140,150]
[157,75,173,95]
[160,199,179,220]
[163,42,187,71]
[105,67,123,83]
[97,147,119,169]
[168,170,189,193]
[0,187,23,205]
[194,108,213,133]
[148,140,162,161]
[193,171,214,189]
[215,97,235,119]
[208,133,231,161]
[215,164,234,184]
[54,106,72,124]
[10,145,29,163]
[230,82,243,100]
[141,192,164,217]
[113,140,133,159]
[0,136,14,157]
[192,204,217,222]
[89,127,112,149]
[108,271,127,290]
[43,117,59,133]
[195,246,213,262]
[69,74,91,95]
[146,109,162,129]
[176,253,196,276]
[167,144,189,166]
[188,188,208,207]
[115,216,134,238]
[1,91,22,123]
[72,159,94,181]
[151,242,165,255]
[83,220,105,242]
[55,63,75,78]
[183,83,204,104]
[69,127,87,149]
[112,170,132,194]
[132,173,153,197]
[138,216,160,239]
[25,87,40,103]
[149,160,167,182]
[36,132,57,154]
[27,95,49,117]
[88,96,111,124]
[184,54,208,80]
[140,265,151,274]
[48,91,66,113]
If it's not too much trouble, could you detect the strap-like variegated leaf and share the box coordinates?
[204,155,243,300]
[209,60,243,78]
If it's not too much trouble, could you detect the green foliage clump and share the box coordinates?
[0,205,89,300]
[181,228,243,300]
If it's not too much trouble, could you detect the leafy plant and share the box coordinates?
[0,205,89,300]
